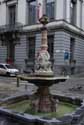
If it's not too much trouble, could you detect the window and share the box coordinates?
[28,37,35,60]
[70,0,77,25]
[70,37,75,61]
[80,0,83,28]
[7,42,15,62]
[9,5,16,25]
[48,35,54,61]
[0,65,5,69]
[28,0,36,25]
[46,0,55,21]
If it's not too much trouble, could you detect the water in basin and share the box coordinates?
[5,99,78,118]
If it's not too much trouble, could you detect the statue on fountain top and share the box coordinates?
[35,47,53,76]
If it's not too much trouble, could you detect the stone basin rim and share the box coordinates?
[0,94,83,124]
[17,75,69,86]
[17,75,69,80]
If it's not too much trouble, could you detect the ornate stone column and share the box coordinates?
[35,15,53,76]
[41,27,48,48]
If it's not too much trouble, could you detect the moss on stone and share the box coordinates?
[7,100,78,118]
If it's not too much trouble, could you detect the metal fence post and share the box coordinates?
[17,76,20,87]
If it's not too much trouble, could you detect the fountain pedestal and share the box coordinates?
[32,86,57,113]
[19,75,67,113]
[29,75,67,113]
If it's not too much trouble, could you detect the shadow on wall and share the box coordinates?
[23,59,35,74]
[70,60,76,75]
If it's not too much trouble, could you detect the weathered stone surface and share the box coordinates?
[0,94,84,125]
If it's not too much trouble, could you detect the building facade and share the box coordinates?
[0,0,84,75]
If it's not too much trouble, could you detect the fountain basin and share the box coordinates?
[6,100,78,117]
[18,75,68,86]
[0,94,84,125]
[17,75,69,113]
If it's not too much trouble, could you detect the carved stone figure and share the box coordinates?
[35,48,52,74]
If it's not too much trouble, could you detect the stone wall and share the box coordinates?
[0,41,7,63]
[15,35,27,71]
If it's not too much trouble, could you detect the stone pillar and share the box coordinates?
[41,27,48,48]
[35,15,53,76]
[32,86,57,113]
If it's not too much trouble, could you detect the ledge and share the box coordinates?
[23,20,84,38]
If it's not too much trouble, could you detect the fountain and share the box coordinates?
[0,15,84,125]
[17,15,68,113]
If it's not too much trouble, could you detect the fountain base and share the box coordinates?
[30,86,58,113]
[0,94,83,125]
[17,75,68,113]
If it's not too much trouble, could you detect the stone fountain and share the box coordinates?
[25,15,68,113]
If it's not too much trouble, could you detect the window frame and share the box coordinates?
[47,34,54,61]
[27,36,35,60]
[80,0,83,28]
[0,65,6,69]
[27,0,37,25]
[70,0,77,25]
[46,0,55,22]
[70,37,75,62]
[8,4,16,25]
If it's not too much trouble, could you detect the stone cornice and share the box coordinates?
[23,20,84,38]
[3,0,18,4]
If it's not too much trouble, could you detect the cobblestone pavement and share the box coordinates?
[51,74,84,125]
[0,74,84,124]
[51,77,84,99]
[0,76,37,99]
[0,76,37,125]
